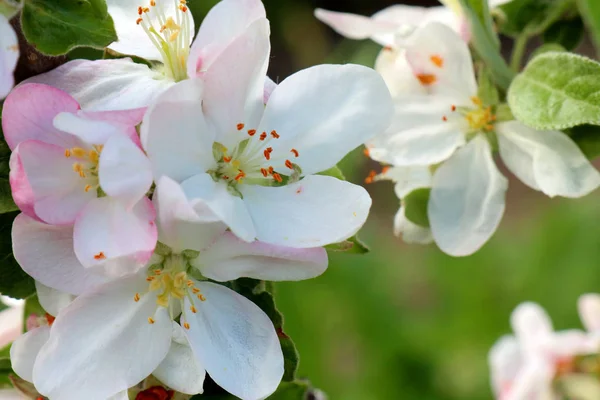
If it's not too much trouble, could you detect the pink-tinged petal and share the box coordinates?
[488,335,522,399]
[182,281,283,400]
[241,175,371,248]
[374,48,424,98]
[258,64,393,175]
[10,326,50,383]
[24,59,174,111]
[35,282,74,317]
[153,176,226,253]
[12,213,110,295]
[9,148,37,220]
[32,276,172,400]
[510,302,553,352]
[202,18,270,149]
[188,0,265,77]
[180,174,256,243]
[2,83,80,150]
[0,15,18,99]
[141,77,216,182]
[0,303,24,349]
[405,22,477,103]
[18,140,95,225]
[314,8,400,45]
[579,293,600,333]
[99,134,153,209]
[195,231,327,282]
[264,76,277,105]
[81,108,146,146]
[53,111,136,146]
[73,197,157,278]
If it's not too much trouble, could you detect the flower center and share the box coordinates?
[135,0,191,82]
[209,123,302,194]
[462,96,496,132]
[64,145,103,194]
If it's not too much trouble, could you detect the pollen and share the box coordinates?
[264,147,273,160]
[248,129,256,136]
[430,55,444,68]
[260,168,268,177]
[271,130,280,139]
[285,160,293,169]
[183,322,190,329]
[134,293,141,302]
[291,149,299,157]
[198,294,206,302]
[190,306,197,313]
[84,184,93,192]
[451,105,457,112]
[94,252,106,260]
[273,173,283,183]
[237,123,245,131]
[416,74,437,86]
[259,132,267,141]
[148,317,155,324]
[64,149,71,157]
[442,116,448,122]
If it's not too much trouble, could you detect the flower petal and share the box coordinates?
[384,166,432,198]
[314,8,400,45]
[496,121,600,198]
[188,0,265,77]
[9,148,37,220]
[35,282,74,317]
[393,207,433,244]
[73,197,157,277]
[153,323,206,395]
[141,77,215,182]
[374,48,424,97]
[579,293,600,333]
[32,276,172,400]
[17,140,95,225]
[182,281,283,400]
[53,111,134,146]
[0,303,23,349]
[10,326,50,383]
[242,175,371,248]
[202,18,270,148]
[12,213,110,294]
[194,232,328,282]
[2,83,80,150]
[405,22,477,102]
[180,173,256,243]
[106,0,194,61]
[487,335,522,398]
[0,15,18,99]
[24,59,173,111]
[99,133,153,209]
[510,302,553,349]
[258,64,393,175]
[428,136,508,256]
[153,176,227,253]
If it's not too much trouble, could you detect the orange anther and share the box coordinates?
[234,171,246,181]
[84,185,93,193]
[138,6,143,14]
[451,105,457,112]
[148,317,155,324]
[382,166,390,174]
[223,156,232,163]
[150,0,156,5]
[45,313,56,326]
[248,129,256,136]
[416,74,436,86]
[270,130,280,139]
[264,149,271,160]
[179,5,188,12]
[237,123,245,131]
[192,288,200,294]
[222,175,229,180]
[146,276,155,282]
[142,7,150,13]
[383,46,393,51]
[273,173,283,183]
[259,132,267,141]
[268,166,274,174]
[184,322,190,329]
[430,55,444,68]
[198,294,206,301]
[134,293,141,302]
[363,148,370,157]
[94,252,106,260]
[365,170,377,184]
[285,160,293,169]
[442,116,448,122]
[64,149,71,157]
[136,17,143,25]
[290,149,299,157]
[187,280,194,287]
[190,306,197,313]
[260,168,268,177]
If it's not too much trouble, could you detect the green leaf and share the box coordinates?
[0,212,35,299]
[543,17,584,50]
[529,43,566,60]
[267,381,312,400]
[508,52,600,130]
[324,235,370,254]
[566,125,600,159]
[577,0,600,56]
[21,0,117,56]
[498,0,575,37]
[317,165,346,181]
[477,64,500,106]
[0,0,21,19]
[403,188,431,228]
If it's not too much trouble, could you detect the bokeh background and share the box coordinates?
[184,0,600,399]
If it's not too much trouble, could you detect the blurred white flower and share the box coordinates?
[0,296,23,349]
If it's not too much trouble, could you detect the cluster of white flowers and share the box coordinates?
[2,0,392,399]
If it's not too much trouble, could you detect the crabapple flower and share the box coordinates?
[4,83,157,275]
[0,13,18,99]
[26,0,268,111]
[367,23,600,256]
[142,19,393,247]
[17,176,327,399]
[488,302,596,400]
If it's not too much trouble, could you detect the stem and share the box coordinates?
[510,34,529,72]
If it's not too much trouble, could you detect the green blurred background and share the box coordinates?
[158,1,599,398]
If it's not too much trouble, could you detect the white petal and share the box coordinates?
[504,357,554,400]
[242,175,371,248]
[99,134,153,208]
[35,282,74,317]
[73,197,157,277]
[188,0,265,77]
[32,276,172,400]
[195,232,328,282]
[0,303,23,349]
[488,335,522,398]
[153,176,227,253]
[0,389,28,400]
[428,136,508,256]
[202,19,270,148]
[258,64,393,175]
[314,8,400,45]
[24,59,174,111]
[405,22,477,102]
[496,121,600,198]
[579,294,600,334]
[393,207,433,244]
[386,166,432,198]
[183,281,283,400]
[180,173,256,243]
[153,323,206,395]
[510,302,553,349]
[106,0,194,60]
[12,213,110,295]
[0,15,18,99]
[10,326,50,383]
[374,48,424,97]
[53,112,132,146]
[141,77,216,182]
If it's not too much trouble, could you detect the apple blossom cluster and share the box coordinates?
[1,0,392,398]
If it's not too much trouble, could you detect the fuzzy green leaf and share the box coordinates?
[529,43,566,60]
[404,188,431,228]
[508,52,600,130]
[21,0,117,55]
[0,212,35,299]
